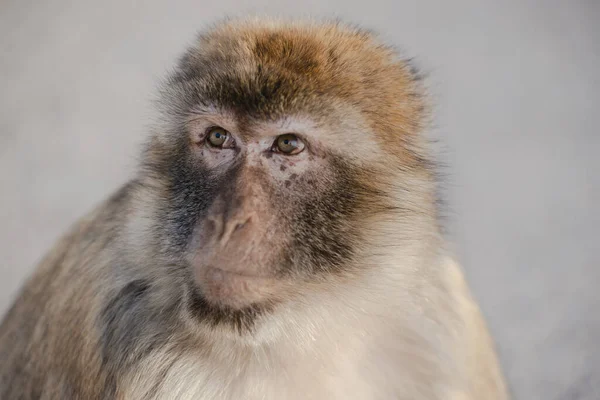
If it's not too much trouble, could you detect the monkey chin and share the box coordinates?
[194,264,283,310]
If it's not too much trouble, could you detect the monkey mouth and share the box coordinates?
[195,266,282,309]
[207,266,270,281]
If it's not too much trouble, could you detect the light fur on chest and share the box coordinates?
[120,257,481,400]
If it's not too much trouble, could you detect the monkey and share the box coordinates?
[0,17,509,400]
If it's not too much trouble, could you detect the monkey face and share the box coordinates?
[179,110,366,311]
[138,19,431,330]
[142,106,385,326]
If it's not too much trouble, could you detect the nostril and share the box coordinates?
[217,214,255,245]
[236,214,256,231]
[234,220,247,232]
[204,215,224,239]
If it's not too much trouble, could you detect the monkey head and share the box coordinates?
[130,18,436,332]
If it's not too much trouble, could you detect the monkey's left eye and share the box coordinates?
[206,127,230,147]
[274,134,304,155]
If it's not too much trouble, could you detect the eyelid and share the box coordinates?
[205,125,225,136]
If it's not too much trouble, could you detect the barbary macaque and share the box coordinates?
[0,17,509,400]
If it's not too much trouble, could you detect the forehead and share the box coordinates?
[166,19,426,158]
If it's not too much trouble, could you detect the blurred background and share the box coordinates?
[1,0,598,398]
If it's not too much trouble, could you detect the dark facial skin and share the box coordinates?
[142,107,371,331]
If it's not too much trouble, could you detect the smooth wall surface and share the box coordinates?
[1,1,598,399]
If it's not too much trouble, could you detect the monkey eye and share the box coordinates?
[206,127,231,148]
[274,134,304,155]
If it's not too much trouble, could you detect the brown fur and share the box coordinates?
[0,17,509,399]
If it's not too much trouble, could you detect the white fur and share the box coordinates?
[119,249,506,400]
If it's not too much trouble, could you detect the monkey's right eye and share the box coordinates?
[206,127,230,147]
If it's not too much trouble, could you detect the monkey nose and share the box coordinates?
[217,213,255,246]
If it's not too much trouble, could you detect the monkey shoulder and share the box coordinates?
[0,181,143,399]
[440,257,510,400]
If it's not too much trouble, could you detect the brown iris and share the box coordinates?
[206,127,229,147]
[275,134,304,154]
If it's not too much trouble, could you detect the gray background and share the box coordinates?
[1,0,598,399]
